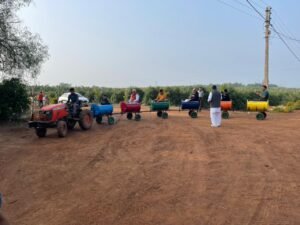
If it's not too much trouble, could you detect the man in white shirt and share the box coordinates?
[208,85,222,127]
[128,89,140,103]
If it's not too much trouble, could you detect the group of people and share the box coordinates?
[46,85,269,128]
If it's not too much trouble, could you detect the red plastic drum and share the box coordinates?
[120,102,141,113]
[221,101,233,111]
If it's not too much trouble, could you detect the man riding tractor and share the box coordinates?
[28,88,93,138]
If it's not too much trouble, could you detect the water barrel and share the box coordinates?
[221,101,233,111]
[150,101,170,111]
[247,101,269,112]
[181,101,199,110]
[120,102,141,113]
[91,104,113,116]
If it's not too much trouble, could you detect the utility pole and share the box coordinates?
[264,7,271,86]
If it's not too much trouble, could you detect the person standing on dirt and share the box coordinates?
[221,89,231,101]
[256,85,269,101]
[38,91,44,108]
[67,88,79,116]
[155,89,167,102]
[208,85,222,127]
[128,89,140,103]
[198,87,204,110]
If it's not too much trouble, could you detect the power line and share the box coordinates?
[271,24,300,62]
[246,0,300,62]
[215,0,262,20]
[245,0,265,20]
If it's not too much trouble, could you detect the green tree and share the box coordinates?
[0,78,29,120]
[0,0,48,78]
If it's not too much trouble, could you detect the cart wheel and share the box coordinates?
[108,116,115,125]
[256,112,265,120]
[188,110,192,116]
[222,111,229,119]
[190,111,198,118]
[162,112,168,119]
[157,111,162,117]
[135,114,141,121]
[127,112,133,120]
[96,115,103,124]
[262,112,267,119]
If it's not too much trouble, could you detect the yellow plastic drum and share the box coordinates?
[247,101,269,112]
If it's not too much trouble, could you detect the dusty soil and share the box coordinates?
[0,109,300,225]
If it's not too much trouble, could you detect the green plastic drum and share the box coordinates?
[150,101,170,111]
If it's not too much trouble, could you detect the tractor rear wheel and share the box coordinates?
[67,120,76,130]
[79,110,93,130]
[35,128,47,138]
[96,115,103,124]
[57,120,68,137]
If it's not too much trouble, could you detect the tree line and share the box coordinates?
[31,82,300,110]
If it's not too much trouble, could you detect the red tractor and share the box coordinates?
[28,103,93,138]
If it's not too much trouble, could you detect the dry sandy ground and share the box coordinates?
[0,110,300,225]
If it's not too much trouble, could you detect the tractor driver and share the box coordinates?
[67,88,79,116]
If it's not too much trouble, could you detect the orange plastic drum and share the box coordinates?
[221,101,232,111]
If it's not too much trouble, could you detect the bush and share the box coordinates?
[0,78,30,121]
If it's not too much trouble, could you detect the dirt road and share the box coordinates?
[0,110,299,225]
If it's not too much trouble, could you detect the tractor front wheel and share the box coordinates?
[79,110,93,130]
[57,120,68,137]
[35,128,47,138]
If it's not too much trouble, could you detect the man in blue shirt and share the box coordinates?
[67,88,79,116]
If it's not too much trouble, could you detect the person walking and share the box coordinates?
[208,85,222,127]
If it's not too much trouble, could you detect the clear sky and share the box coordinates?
[19,0,300,87]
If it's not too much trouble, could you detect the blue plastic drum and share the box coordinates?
[181,101,200,110]
[91,104,113,117]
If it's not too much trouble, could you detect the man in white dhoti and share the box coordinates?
[208,85,222,127]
